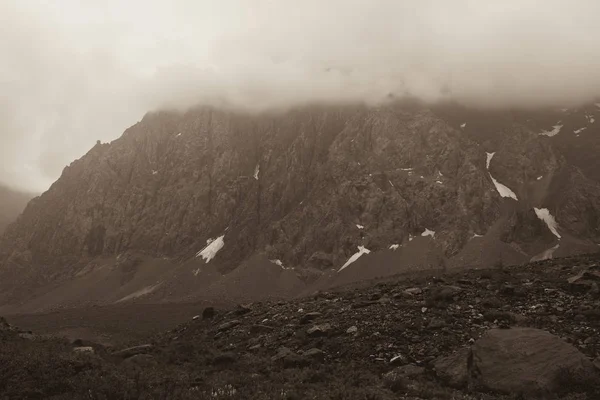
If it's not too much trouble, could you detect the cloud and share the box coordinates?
[1,0,600,191]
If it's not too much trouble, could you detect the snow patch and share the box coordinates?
[270,259,283,267]
[400,168,413,171]
[460,123,466,128]
[356,224,364,229]
[421,228,435,238]
[152,170,158,175]
[388,180,395,187]
[539,124,563,137]
[338,246,371,272]
[471,233,483,239]
[490,175,519,200]
[531,244,560,262]
[534,208,561,239]
[436,180,443,184]
[537,176,543,181]
[574,127,587,134]
[196,235,225,263]
[389,244,400,251]
[409,234,414,242]
[116,283,161,303]
[176,132,182,137]
[485,152,495,169]
[595,103,600,108]
[253,164,260,180]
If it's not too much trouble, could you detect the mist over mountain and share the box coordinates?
[2,0,600,191]
[0,185,35,235]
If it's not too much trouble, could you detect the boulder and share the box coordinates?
[433,348,470,388]
[112,344,154,359]
[471,328,596,394]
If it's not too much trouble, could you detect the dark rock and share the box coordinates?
[217,320,241,332]
[202,307,216,320]
[498,284,515,296]
[433,348,470,389]
[427,317,446,329]
[391,364,426,378]
[271,347,293,362]
[390,354,408,366]
[471,328,595,394]
[299,312,322,324]
[272,347,308,368]
[351,301,377,309]
[113,344,154,359]
[383,370,409,393]
[235,304,252,315]
[594,357,600,371]
[249,324,274,333]
[303,348,326,361]
[307,323,332,337]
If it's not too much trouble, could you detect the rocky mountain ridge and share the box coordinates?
[0,101,599,308]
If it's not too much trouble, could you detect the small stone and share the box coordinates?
[427,317,446,329]
[307,323,332,337]
[192,315,200,320]
[390,354,407,366]
[73,346,94,354]
[250,324,274,333]
[404,287,423,295]
[421,307,428,313]
[346,326,358,334]
[217,320,241,332]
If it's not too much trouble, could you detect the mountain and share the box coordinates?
[0,185,34,235]
[1,101,599,310]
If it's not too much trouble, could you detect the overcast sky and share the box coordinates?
[2,0,600,192]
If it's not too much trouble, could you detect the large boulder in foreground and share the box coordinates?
[471,328,596,394]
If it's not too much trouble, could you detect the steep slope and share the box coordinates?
[0,101,599,308]
[0,184,34,235]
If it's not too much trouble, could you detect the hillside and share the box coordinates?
[0,101,599,309]
[2,253,600,399]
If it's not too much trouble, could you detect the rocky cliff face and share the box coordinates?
[0,101,599,308]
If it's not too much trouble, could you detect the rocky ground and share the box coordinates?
[2,253,600,399]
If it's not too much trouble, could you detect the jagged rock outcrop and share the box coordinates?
[0,101,599,307]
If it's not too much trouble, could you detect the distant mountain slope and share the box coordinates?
[0,101,599,308]
[0,185,34,235]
